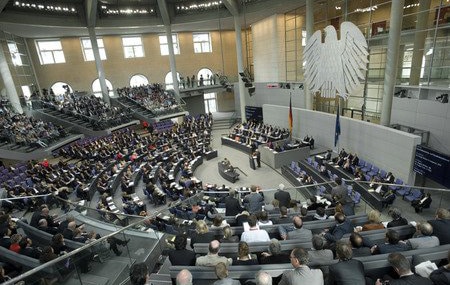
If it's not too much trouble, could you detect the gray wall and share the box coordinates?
[391,94,450,155]
[184,95,206,116]
[263,104,422,185]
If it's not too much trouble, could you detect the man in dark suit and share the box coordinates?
[370,229,409,254]
[274,184,291,208]
[168,235,196,266]
[327,177,351,204]
[224,189,243,217]
[428,208,450,245]
[328,241,366,285]
[349,233,371,257]
[375,252,433,285]
[322,213,352,246]
[274,206,291,224]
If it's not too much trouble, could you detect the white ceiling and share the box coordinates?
[0,0,305,38]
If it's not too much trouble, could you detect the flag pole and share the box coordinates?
[337,99,340,153]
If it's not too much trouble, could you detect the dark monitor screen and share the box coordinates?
[245,106,263,122]
[413,145,450,188]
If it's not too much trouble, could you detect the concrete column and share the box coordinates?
[88,27,110,105]
[165,25,180,96]
[304,0,314,110]
[380,0,404,126]
[0,44,23,113]
[234,16,247,123]
[409,0,431,85]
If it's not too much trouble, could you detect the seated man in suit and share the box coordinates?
[168,235,196,266]
[321,212,352,248]
[278,247,323,285]
[375,252,433,285]
[411,192,432,213]
[328,241,366,285]
[195,240,232,267]
[349,232,371,257]
[405,222,439,249]
[370,229,409,254]
[279,216,312,241]
[308,235,333,264]
[428,208,450,245]
[430,249,450,285]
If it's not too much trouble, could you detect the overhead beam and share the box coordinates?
[157,0,171,26]
[0,0,8,14]
[85,0,98,28]
[223,0,240,17]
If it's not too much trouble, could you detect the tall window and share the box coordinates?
[51,82,73,95]
[204,92,217,113]
[197,68,214,86]
[122,36,144,58]
[81,38,107,61]
[130,74,149,87]
[7,42,22,66]
[35,40,65,64]
[193,33,212,53]
[165,71,181,90]
[92,78,114,98]
[159,34,180,56]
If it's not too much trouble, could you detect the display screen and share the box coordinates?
[245,106,263,122]
[413,145,450,188]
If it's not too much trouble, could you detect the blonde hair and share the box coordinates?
[368,210,381,224]
[196,220,209,234]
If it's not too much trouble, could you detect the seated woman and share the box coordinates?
[219,226,239,243]
[190,220,215,249]
[360,210,385,231]
[210,215,229,229]
[232,242,258,265]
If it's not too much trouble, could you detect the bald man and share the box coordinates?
[195,240,232,267]
[406,222,440,249]
[280,216,312,241]
[176,269,193,285]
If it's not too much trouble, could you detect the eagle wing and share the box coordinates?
[303,30,323,93]
[339,22,369,98]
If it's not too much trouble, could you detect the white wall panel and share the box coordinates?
[263,104,421,185]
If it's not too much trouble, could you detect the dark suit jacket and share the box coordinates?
[324,219,352,243]
[387,217,408,228]
[377,243,409,254]
[259,252,290,264]
[190,232,215,249]
[388,274,433,285]
[328,259,365,285]
[274,190,291,208]
[224,196,242,217]
[352,247,372,257]
[274,216,292,225]
[428,219,450,245]
[168,249,196,266]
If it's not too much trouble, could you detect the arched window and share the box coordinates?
[51,82,73,95]
[197,68,214,86]
[165,71,180,90]
[130,74,149,87]
[92,78,114,98]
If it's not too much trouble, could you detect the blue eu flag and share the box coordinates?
[334,103,341,147]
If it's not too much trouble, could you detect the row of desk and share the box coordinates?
[320,158,383,211]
